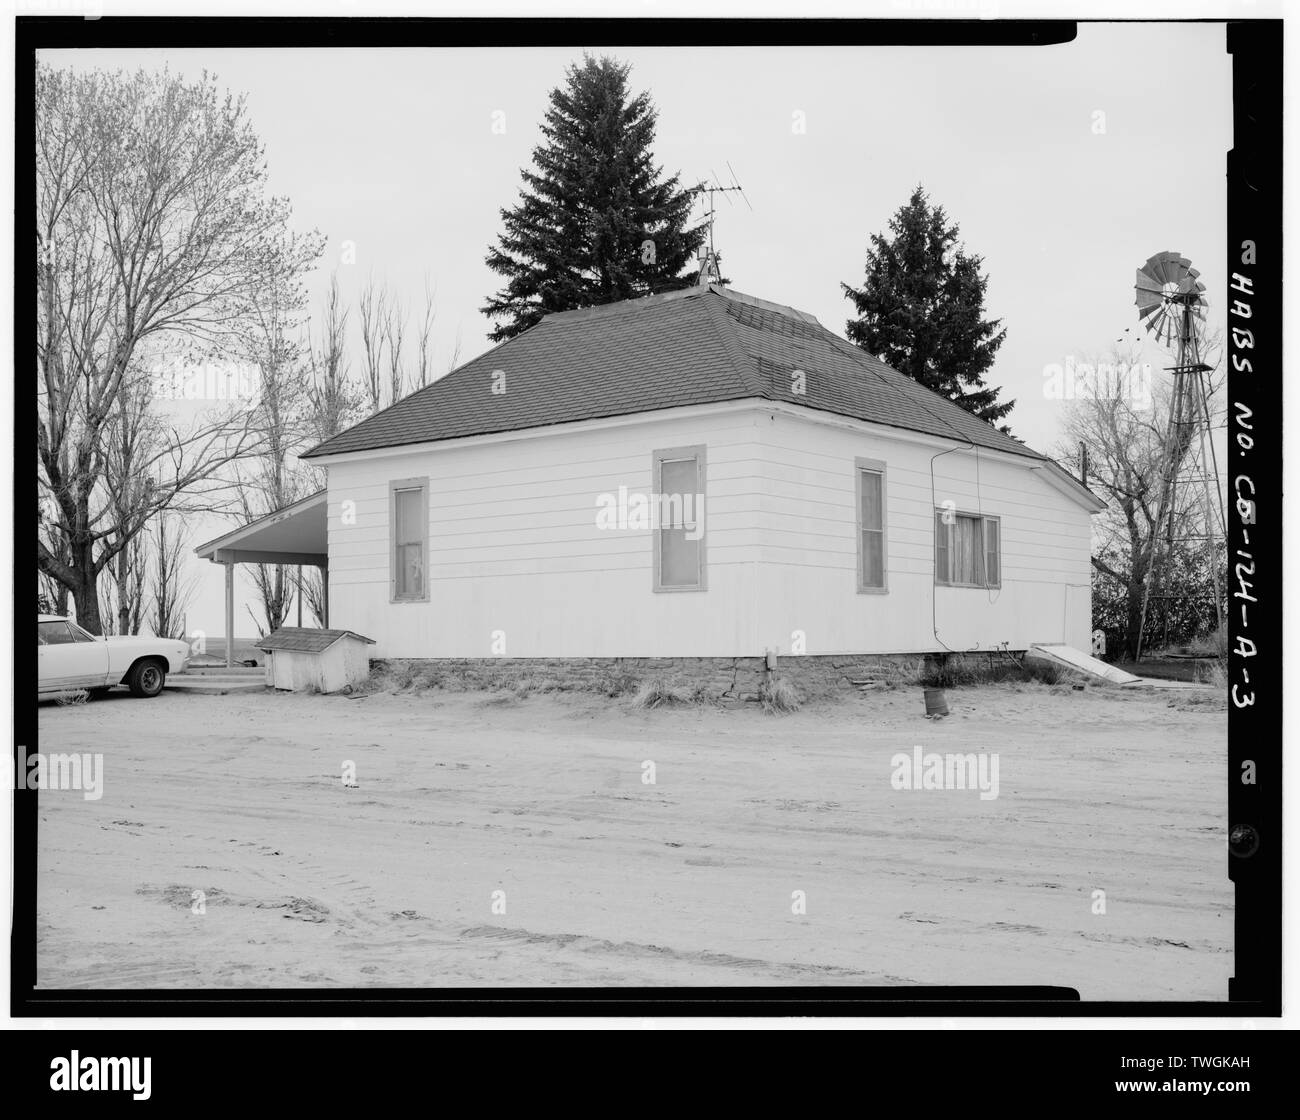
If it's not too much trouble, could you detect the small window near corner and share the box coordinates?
[856,458,887,593]
[652,446,707,592]
[390,478,429,602]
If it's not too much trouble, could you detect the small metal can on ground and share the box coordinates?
[923,687,950,717]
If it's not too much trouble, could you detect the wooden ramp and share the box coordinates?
[1026,644,1143,686]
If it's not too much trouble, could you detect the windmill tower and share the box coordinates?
[1132,252,1226,660]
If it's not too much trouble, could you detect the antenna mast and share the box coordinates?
[688,163,752,284]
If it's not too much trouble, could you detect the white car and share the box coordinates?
[38,614,191,699]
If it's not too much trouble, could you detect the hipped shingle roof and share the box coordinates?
[302,285,1039,462]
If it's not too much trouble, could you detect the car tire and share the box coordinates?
[127,659,166,698]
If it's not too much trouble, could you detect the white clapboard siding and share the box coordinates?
[326,410,764,657]
[323,403,1095,658]
[752,409,1093,654]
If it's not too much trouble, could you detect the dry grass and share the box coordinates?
[758,676,802,715]
[54,689,90,707]
[1197,659,1229,689]
[1151,622,1229,661]
[629,678,703,709]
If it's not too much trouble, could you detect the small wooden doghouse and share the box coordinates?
[256,627,376,694]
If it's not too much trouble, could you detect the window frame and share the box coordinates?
[855,456,889,594]
[651,444,708,593]
[389,477,430,604]
[934,508,1002,590]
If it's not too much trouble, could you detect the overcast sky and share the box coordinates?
[41,22,1232,637]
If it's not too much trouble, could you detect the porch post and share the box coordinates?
[225,561,234,669]
[297,564,303,628]
[321,560,329,628]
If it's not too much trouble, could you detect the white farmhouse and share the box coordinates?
[204,284,1102,690]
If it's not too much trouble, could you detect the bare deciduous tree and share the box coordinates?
[413,279,437,392]
[1056,339,1225,657]
[358,276,388,414]
[148,512,198,641]
[36,63,322,633]
[234,264,316,635]
[306,274,357,445]
[384,295,408,404]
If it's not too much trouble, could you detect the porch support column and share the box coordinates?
[321,560,329,628]
[225,561,235,669]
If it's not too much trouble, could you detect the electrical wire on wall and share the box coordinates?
[823,334,995,655]
[930,438,978,653]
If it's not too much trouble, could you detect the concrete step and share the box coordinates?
[184,665,264,676]
[166,678,267,695]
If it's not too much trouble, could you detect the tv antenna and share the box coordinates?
[688,163,752,284]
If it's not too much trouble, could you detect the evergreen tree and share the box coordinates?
[843,186,1013,429]
[483,54,706,342]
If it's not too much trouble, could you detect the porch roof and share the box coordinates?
[195,490,328,567]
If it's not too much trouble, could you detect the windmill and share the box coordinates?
[1132,252,1225,660]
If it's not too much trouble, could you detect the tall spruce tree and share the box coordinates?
[843,186,1013,430]
[482,54,706,342]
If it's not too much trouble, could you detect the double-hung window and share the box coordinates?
[934,509,1001,589]
[855,458,887,592]
[390,478,429,602]
[652,446,706,591]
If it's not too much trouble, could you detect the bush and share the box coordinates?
[759,677,802,714]
[917,653,1092,689]
[630,678,699,709]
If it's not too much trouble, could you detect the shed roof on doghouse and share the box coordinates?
[256,627,376,654]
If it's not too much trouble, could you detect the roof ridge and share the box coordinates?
[544,286,703,324]
[699,288,767,398]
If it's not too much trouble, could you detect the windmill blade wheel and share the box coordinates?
[1134,250,1208,349]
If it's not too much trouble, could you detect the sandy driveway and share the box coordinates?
[33,681,1231,998]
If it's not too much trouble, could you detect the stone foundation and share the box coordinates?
[370,651,1020,703]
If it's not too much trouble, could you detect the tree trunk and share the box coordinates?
[70,569,103,634]
[1124,579,1144,660]
[117,546,131,637]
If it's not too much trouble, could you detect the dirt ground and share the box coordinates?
[33,680,1231,998]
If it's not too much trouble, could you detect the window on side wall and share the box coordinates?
[856,458,887,592]
[652,446,706,591]
[390,478,429,602]
[934,509,1001,589]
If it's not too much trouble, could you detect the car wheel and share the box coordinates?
[127,660,166,698]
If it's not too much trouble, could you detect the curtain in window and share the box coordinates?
[984,518,999,586]
[954,514,985,585]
